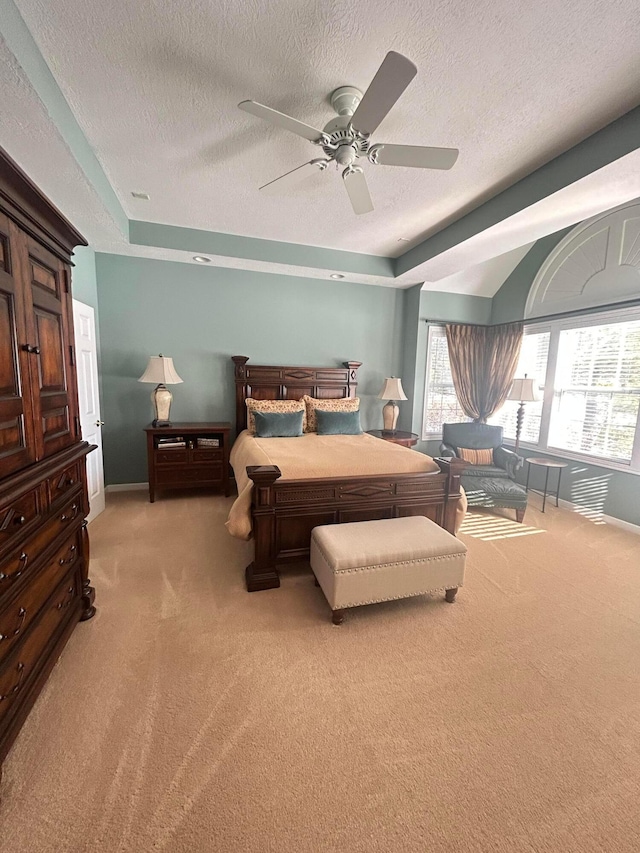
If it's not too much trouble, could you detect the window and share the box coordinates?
[423,309,640,472]
[423,325,468,436]
[489,331,550,443]
[548,320,640,463]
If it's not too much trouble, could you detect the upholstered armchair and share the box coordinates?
[440,423,528,522]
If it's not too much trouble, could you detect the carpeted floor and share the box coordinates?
[1,491,640,852]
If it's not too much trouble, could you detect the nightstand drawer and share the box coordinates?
[155,450,188,465]
[156,464,223,486]
[191,449,223,464]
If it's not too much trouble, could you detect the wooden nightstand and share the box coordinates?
[144,422,231,502]
[366,429,419,448]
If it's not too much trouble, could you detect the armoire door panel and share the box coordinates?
[34,307,67,392]
[24,238,75,459]
[30,258,59,295]
[0,218,36,477]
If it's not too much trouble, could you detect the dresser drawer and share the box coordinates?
[0,488,42,555]
[155,450,188,465]
[0,491,82,599]
[0,572,79,727]
[47,461,82,507]
[0,531,80,662]
[156,464,223,486]
[191,449,223,464]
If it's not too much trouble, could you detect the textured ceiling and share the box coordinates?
[12,0,640,259]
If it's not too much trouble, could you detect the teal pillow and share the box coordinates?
[254,410,304,438]
[316,409,362,435]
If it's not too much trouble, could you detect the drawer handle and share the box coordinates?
[0,662,25,702]
[59,545,77,566]
[60,504,79,523]
[0,608,26,642]
[22,344,40,355]
[13,514,26,526]
[0,552,28,582]
[56,586,75,610]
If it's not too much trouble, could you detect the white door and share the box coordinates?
[73,300,105,522]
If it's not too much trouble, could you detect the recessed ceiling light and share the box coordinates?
[131,191,150,200]
[193,256,211,263]
[330,273,344,279]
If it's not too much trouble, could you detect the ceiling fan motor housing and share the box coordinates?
[321,114,369,160]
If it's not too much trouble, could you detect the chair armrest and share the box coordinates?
[494,446,523,479]
[439,442,457,459]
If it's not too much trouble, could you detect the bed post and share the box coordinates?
[344,361,362,398]
[436,457,466,533]
[245,465,282,592]
[232,355,250,435]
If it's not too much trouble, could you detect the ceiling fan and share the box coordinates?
[238,51,458,215]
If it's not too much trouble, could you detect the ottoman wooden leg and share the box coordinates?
[515,508,526,523]
[332,609,345,625]
[445,587,458,603]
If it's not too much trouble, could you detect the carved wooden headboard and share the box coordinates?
[232,356,362,435]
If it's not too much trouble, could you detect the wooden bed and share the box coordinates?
[232,356,465,592]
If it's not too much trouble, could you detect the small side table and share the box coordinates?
[366,429,419,448]
[525,457,568,512]
[144,422,231,503]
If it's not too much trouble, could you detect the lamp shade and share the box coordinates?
[138,355,183,385]
[507,377,539,403]
[377,377,407,401]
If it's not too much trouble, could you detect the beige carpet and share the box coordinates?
[2,491,640,852]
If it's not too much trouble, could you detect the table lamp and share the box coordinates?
[507,374,540,450]
[138,354,183,427]
[377,377,407,433]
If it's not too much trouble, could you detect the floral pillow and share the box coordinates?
[301,395,360,433]
[245,398,306,435]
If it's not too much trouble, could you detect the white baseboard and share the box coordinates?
[601,513,640,535]
[105,482,148,493]
[555,497,640,535]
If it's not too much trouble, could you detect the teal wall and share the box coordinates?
[95,254,404,485]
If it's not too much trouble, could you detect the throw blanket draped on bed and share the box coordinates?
[226,431,467,540]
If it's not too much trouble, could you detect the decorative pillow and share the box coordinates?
[245,398,306,435]
[302,395,360,433]
[458,447,494,465]
[254,410,304,438]
[315,409,363,436]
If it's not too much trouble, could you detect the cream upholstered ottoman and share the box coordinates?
[310,516,467,624]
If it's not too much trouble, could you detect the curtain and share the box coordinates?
[445,322,523,422]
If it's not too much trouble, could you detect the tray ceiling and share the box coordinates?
[12,0,640,262]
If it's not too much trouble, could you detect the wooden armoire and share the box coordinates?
[0,147,95,782]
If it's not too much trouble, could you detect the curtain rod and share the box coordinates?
[424,298,640,328]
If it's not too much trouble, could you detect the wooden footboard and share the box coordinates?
[244,458,466,592]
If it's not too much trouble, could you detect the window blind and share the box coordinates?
[423,326,468,435]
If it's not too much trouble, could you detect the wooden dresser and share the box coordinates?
[0,147,95,785]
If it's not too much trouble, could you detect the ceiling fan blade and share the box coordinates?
[369,143,459,170]
[259,159,329,192]
[239,100,325,143]
[343,168,374,215]
[350,52,417,136]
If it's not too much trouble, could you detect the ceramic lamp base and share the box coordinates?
[152,384,173,427]
[382,400,399,432]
